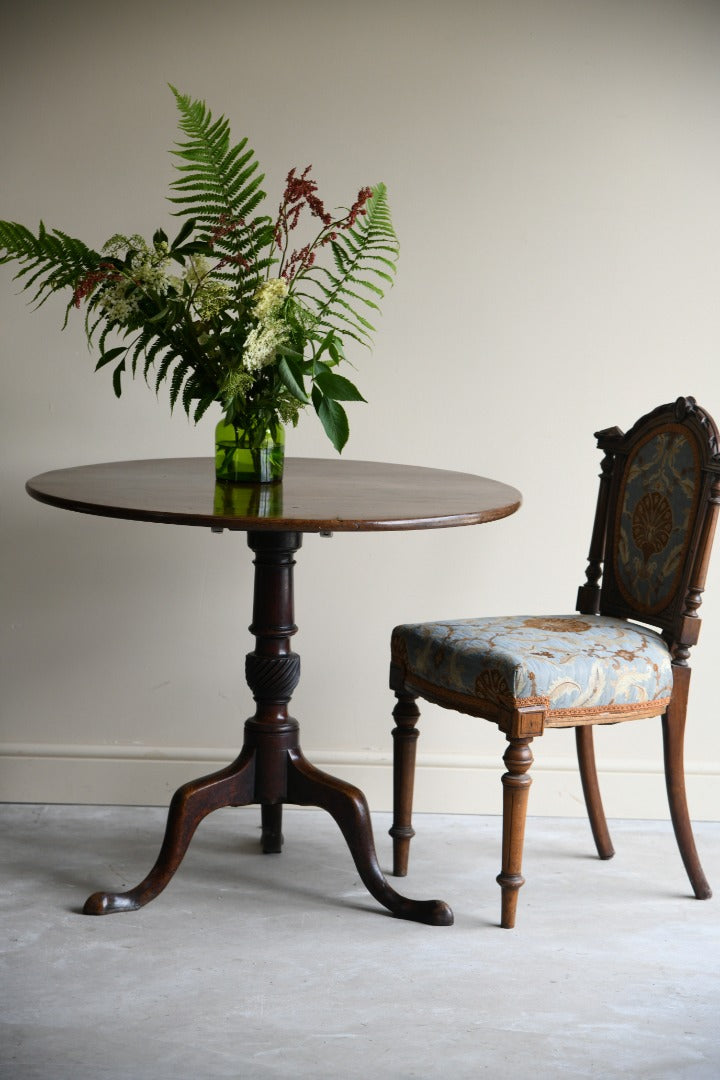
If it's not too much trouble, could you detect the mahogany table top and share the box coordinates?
[26,456,522,533]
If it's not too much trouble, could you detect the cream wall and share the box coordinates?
[1,0,719,821]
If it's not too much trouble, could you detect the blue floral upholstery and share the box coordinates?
[614,427,700,615]
[391,614,673,719]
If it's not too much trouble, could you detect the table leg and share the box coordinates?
[83,748,256,914]
[286,749,452,925]
[260,803,284,854]
[82,529,453,926]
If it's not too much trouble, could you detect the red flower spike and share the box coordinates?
[277,164,331,236]
[345,187,373,229]
[209,214,246,250]
[282,242,318,281]
[72,262,119,307]
[215,253,250,272]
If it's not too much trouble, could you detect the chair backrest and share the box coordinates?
[577,397,720,662]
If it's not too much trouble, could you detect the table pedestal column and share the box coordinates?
[83,530,452,926]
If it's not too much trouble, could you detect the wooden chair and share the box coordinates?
[389,397,720,927]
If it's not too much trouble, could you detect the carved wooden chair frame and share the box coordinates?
[389,397,720,927]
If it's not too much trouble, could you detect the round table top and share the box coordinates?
[26,457,522,533]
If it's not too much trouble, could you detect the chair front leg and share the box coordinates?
[389,692,421,876]
[575,724,615,860]
[496,736,534,928]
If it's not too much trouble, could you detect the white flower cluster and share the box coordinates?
[100,292,137,323]
[252,278,288,321]
[99,234,171,325]
[243,320,289,372]
[242,278,290,372]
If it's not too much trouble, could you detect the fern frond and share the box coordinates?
[169,357,191,410]
[310,272,381,310]
[0,220,102,314]
[146,340,174,385]
[129,331,150,377]
[298,183,398,350]
[193,393,216,424]
[167,87,272,281]
[182,370,201,416]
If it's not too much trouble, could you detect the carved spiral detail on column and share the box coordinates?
[245,653,301,701]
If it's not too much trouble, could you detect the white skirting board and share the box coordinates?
[0,743,718,820]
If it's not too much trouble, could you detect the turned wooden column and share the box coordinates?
[245,531,302,852]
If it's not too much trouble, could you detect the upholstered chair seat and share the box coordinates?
[391,614,673,722]
[388,398,720,928]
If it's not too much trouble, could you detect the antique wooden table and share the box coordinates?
[26,457,522,925]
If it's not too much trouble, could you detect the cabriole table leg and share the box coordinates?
[83,748,256,914]
[286,749,453,925]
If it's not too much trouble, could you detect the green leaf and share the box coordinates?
[275,343,306,363]
[95,346,126,371]
[314,328,337,360]
[171,218,196,249]
[278,355,310,404]
[316,395,349,453]
[314,371,366,402]
[112,360,125,398]
[172,240,212,258]
[327,336,344,366]
[312,358,332,378]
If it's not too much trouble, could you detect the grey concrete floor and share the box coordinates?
[1,803,719,1080]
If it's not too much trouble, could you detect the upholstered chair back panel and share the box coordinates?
[611,425,702,617]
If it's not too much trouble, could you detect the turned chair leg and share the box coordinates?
[389,693,420,877]
[662,668,711,899]
[496,736,534,929]
[575,725,615,860]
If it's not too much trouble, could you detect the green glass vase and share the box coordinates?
[214,419,285,484]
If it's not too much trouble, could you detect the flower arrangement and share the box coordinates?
[0,86,399,455]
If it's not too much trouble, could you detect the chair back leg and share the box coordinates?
[389,692,421,877]
[575,725,615,860]
[662,666,712,899]
[496,736,534,928]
